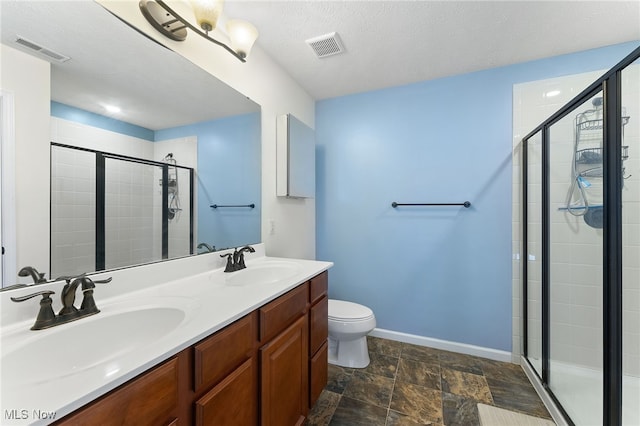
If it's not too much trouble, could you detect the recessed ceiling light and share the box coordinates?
[104,105,121,114]
[544,90,561,98]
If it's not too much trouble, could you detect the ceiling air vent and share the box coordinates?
[306,32,344,59]
[14,36,70,63]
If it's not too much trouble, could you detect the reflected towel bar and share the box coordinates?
[211,204,255,209]
[391,201,471,208]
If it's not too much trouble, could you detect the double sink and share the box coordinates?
[1,258,302,392]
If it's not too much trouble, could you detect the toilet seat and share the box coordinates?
[329,300,374,322]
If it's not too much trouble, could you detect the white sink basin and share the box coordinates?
[2,306,186,386]
[224,261,301,286]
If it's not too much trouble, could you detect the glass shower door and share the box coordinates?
[621,58,639,426]
[525,130,543,377]
[548,92,605,424]
[167,166,192,259]
[50,145,96,278]
[104,157,163,270]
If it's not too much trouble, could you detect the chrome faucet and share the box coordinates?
[18,266,47,284]
[11,274,112,330]
[220,245,255,272]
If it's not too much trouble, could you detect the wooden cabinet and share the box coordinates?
[310,341,328,405]
[55,357,179,426]
[193,313,256,393]
[260,315,309,426]
[56,271,329,426]
[259,283,308,342]
[195,358,257,426]
[192,312,258,425]
[308,271,329,408]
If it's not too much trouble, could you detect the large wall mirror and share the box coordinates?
[1,1,261,286]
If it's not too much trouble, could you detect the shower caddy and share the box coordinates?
[161,153,182,221]
[564,96,630,228]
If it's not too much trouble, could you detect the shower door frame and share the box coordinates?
[521,45,640,426]
[50,142,195,274]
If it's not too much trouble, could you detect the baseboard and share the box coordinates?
[369,328,512,363]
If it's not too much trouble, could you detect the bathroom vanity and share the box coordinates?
[0,245,331,426]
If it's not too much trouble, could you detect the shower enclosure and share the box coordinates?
[522,46,639,426]
[50,143,194,278]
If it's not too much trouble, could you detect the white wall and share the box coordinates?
[0,45,51,283]
[97,0,317,260]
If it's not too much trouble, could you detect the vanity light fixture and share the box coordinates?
[139,0,258,62]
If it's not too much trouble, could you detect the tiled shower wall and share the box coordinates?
[50,117,196,277]
[51,147,96,276]
[104,158,159,270]
[512,65,640,376]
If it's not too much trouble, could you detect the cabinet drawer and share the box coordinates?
[309,295,328,355]
[194,313,256,393]
[260,283,308,343]
[309,271,328,304]
[309,341,328,408]
[56,357,178,426]
[195,358,257,426]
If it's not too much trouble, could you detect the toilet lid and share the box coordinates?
[328,299,374,321]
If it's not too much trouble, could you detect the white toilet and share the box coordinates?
[328,299,376,368]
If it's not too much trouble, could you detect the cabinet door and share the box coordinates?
[309,341,328,408]
[194,358,257,426]
[55,358,179,426]
[260,315,308,426]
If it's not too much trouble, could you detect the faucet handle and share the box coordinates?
[11,291,57,330]
[55,273,86,284]
[220,253,235,272]
[10,290,55,303]
[78,277,110,315]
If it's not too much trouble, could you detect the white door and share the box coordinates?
[1,91,17,287]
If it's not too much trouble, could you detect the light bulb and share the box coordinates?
[226,19,258,59]
[189,0,224,32]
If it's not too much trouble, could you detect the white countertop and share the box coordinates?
[0,247,332,425]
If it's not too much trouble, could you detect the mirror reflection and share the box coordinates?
[0,0,261,286]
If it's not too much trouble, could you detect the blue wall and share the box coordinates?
[315,41,639,351]
[51,102,154,141]
[156,113,261,250]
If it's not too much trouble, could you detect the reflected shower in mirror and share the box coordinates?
[0,0,261,285]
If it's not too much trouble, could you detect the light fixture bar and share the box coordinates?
[140,0,246,63]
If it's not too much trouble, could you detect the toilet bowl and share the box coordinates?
[328,299,376,368]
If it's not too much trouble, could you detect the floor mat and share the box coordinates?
[478,403,556,426]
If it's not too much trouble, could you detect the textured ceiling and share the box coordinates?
[1,0,638,129]
[225,0,640,99]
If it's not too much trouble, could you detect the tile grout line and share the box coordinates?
[384,347,402,426]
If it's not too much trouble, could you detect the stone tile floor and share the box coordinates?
[306,336,553,426]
